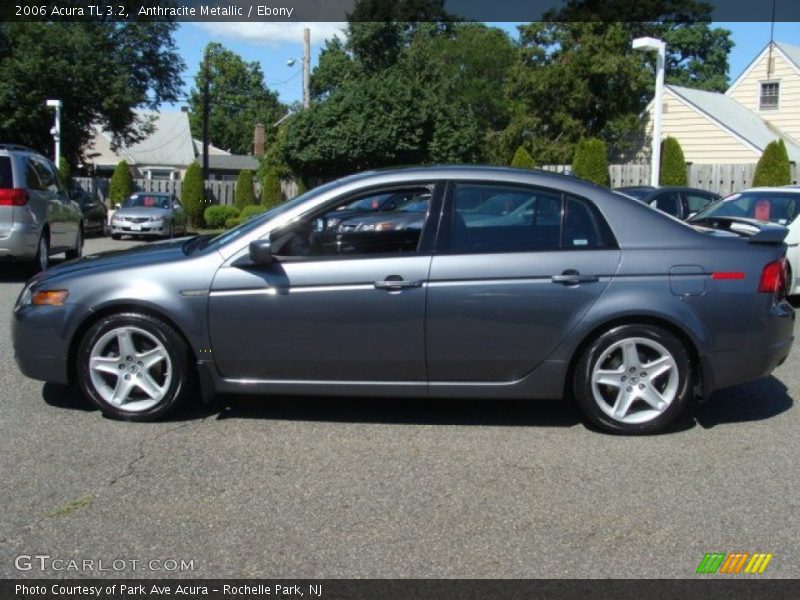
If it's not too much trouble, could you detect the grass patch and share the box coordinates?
[47,495,93,518]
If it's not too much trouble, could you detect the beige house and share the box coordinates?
[640,41,800,164]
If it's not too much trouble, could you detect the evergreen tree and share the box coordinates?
[109,161,134,205]
[510,146,535,169]
[234,170,256,210]
[659,136,687,185]
[572,138,609,186]
[181,163,205,227]
[753,140,792,187]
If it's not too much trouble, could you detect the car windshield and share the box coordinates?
[692,191,800,225]
[123,194,170,209]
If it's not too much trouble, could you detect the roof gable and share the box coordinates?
[666,84,800,162]
[727,41,800,96]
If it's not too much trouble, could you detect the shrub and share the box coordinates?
[58,157,71,185]
[109,160,134,205]
[659,136,687,186]
[203,205,239,229]
[261,167,283,209]
[240,205,268,220]
[234,170,256,210]
[181,162,205,227]
[753,139,792,187]
[510,146,535,169]
[225,217,243,229]
[572,138,609,187]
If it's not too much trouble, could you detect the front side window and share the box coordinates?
[760,82,780,110]
[447,183,614,254]
[650,192,682,217]
[271,186,434,258]
[25,159,43,191]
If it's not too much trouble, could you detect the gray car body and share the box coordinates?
[12,166,794,404]
[0,146,82,259]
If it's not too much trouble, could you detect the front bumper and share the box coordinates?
[12,303,85,385]
[111,221,167,237]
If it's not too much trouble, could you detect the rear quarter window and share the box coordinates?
[0,157,13,188]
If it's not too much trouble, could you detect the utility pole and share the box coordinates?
[202,46,210,186]
[303,28,310,109]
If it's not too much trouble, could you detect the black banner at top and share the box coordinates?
[3,0,800,22]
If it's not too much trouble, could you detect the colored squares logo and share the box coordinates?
[696,552,773,574]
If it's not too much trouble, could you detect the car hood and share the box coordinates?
[114,207,171,218]
[31,238,192,283]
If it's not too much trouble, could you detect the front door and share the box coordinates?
[208,183,442,382]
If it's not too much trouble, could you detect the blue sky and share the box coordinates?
[169,21,800,107]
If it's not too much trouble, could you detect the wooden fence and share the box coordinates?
[73,177,299,206]
[543,163,800,196]
[75,163,800,207]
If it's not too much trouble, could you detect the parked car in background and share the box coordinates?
[616,186,720,220]
[690,187,800,295]
[110,192,188,240]
[12,166,794,434]
[69,187,108,237]
[0,144,83,272]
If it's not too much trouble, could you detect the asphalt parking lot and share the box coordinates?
[1,236,798,579]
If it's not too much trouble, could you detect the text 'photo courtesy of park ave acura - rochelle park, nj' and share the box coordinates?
[2,0,800,598]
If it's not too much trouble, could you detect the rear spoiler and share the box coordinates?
[690,216,789,244]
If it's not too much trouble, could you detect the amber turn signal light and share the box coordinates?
[31,290,69,306]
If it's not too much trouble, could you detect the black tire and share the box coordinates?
[111,233,121,240]
[76,312,193,421]
[65,226,83,260]
[166,222,174,240]
[29,231,49,274]
[573,324,692,435]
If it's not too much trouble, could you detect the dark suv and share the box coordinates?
[0,144,83,271]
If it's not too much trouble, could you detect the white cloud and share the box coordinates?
[192,22,347,47]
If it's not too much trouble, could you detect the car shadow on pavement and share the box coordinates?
[692,376,793,429]
[42,382,97,412]
[212,394,583,428]
[0,263,32,283]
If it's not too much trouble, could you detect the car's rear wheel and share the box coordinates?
[29,231,49,274]
[76,313,192,421]
[574,324,692,434]
[65,226,83,260]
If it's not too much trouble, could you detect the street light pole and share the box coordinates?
[302,28,310,109]
[46,99,62,166]
[632,37,666,187]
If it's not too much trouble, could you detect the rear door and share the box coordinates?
[426,181,621,382]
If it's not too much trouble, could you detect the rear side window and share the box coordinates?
[26,159,43,190]
[685,192,715,213]
[0,157,12,188]
[650,192,682,217]
[448,183,615,254]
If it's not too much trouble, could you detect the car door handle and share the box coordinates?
[374,277,423,290]
[551,270,599,285]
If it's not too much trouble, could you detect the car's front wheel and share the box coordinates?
[76,313,192,421]
[574,324,692,434]
[65,226,83,260]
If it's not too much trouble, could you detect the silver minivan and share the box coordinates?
[0,144,83,272]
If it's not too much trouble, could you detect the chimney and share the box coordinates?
[253,123,265,157]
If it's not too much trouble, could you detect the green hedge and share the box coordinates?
[225,216,243,229]
[182,163,205,227]
[240,204,268,220]
[109,161,134,205]
[510,146,535,169]
[204,205,239,229]
[753,139,791,187]
[659,136,687,186]
[572,138,609,187]
[234,170,256,210]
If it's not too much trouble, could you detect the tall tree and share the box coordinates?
[0,21,183,166]
[500,2,732,164]
[188,43,285,155]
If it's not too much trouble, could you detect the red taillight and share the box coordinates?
[0,188,28,206]
[758,258,787,294]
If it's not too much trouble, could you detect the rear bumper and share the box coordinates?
[0,221,40,259]
[704,300,794,394]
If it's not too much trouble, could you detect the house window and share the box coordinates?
[760,82,780,111]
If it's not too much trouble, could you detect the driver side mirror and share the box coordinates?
[249,239,273,265]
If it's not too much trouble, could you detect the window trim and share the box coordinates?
[267,180,446,262]
[758,80,780,112]
[436,180,618,256]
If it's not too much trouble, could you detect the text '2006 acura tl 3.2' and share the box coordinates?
[12,166,795,434]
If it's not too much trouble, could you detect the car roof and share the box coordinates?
[735,187,800,195]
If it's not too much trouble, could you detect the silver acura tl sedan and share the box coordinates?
[12,166,795,434]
